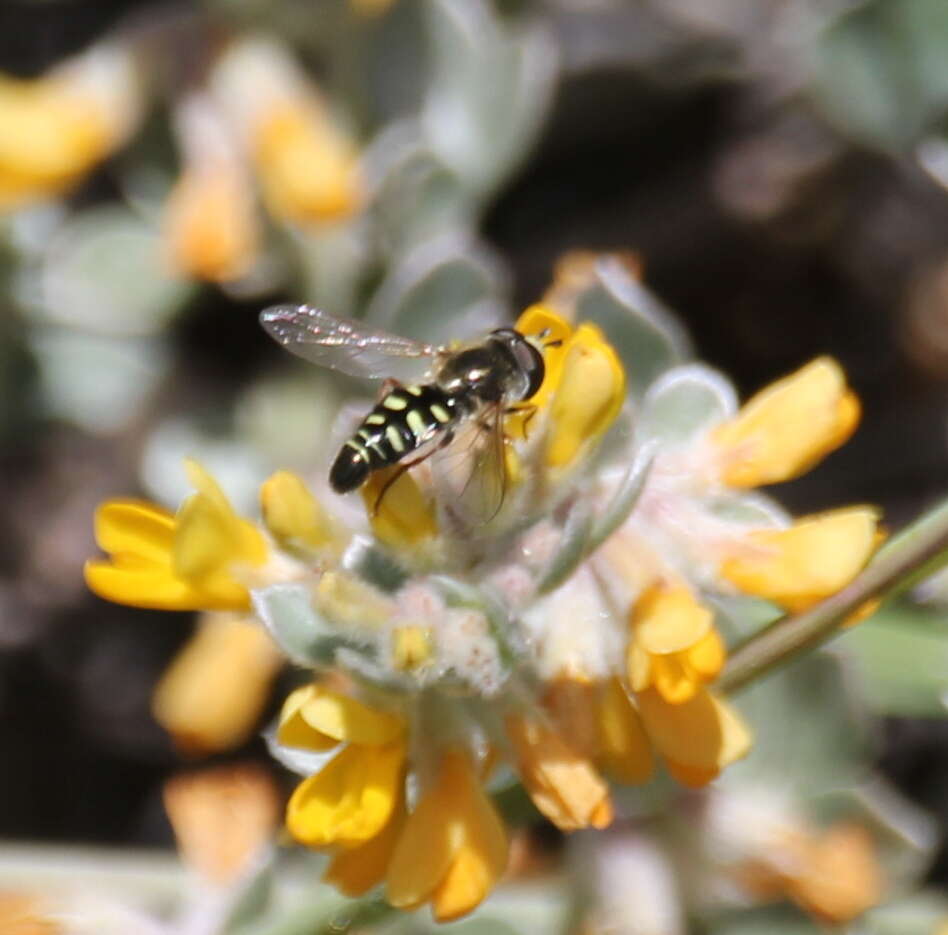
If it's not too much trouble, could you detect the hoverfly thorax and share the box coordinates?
[436,328,545,404]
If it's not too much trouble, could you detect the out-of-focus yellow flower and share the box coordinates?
[279,684,407,848]
[543,673,600,759]
[741,821,883,924]
[546,322,626,469]
[627,583,726,705]
[0,892,59,935]
[636,686,752,787]
[253,102,362,224]
[85,460,267,611]
[163,164,258,282]
[361,465,438,549]
[152,614,283,755]
[505,714,613,832]
[720,507,881,613]
[163,763,281,884]
[163,93,259,282]
[0,44,140,210]
[260,469,343,554]
[711,357,859,488]
[386,749,508,922]
[211,38,363,227]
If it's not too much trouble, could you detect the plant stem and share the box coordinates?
[719,497,948,694]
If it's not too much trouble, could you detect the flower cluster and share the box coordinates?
[86,301,880,921]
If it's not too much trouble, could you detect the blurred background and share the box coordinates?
[2,0,948,931]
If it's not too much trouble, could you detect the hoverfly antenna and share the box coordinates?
[544,339,564,349]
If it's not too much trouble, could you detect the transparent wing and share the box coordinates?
[260,304,442,382]
[433,403,508,526]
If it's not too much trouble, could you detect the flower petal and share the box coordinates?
[287,741,406,848]
[153,616,283,755]
[173,465,266,599]
[720,506,880,612]
[711,357,859,488]
[278,684,405,749]
[277,685,340,752]
[253,103,362,224]
[596,679,655,785]
[509,305,573,436]
[546,323,625,468]
[650,654,700,705]
[260,470,339,551]
[788,824,883,924]
[361,465,437,548]
[163,163,258,282]
[637,687,752,783]
[323,796,406,898]
[84,558,207,610]
[387,750,507,918]
[0,45,138,205]
[93,499,176,564]
[163,763,280,884]
[506,715,613,831]
[686,627,726,680]
[632,583,713,654]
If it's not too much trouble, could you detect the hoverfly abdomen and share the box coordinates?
[329,383,460,494]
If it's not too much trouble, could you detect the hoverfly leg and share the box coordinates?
[504,403,538,440]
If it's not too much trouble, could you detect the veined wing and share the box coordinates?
[433,402,508,526]
[260,304,442,382]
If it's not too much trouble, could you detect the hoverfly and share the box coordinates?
[260,304,555,520]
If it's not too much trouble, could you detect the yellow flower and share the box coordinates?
[627,583,726,705]
[361,465,438,549]
[279,684,407,848]
[720,507,881,613]
[84,460,267,611]
[741,822,883,924]
[546,322,626,469]
[278,682,405,749]
[595,678,655,785]
[253,102,362,225]
[287,743,407,847]
[636,686,752,787]
[711,357,860,488]
[163,163,258,282]
[505,714,613,832]
[0,45,139,210]
[392,625,434,670]
[386,749,508,922]
[163,763,280,884]
[323,792,407,897]
[509,304,574,439]
[0,891,59,935]
[260,469,343,554]
[152,614,283,755]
